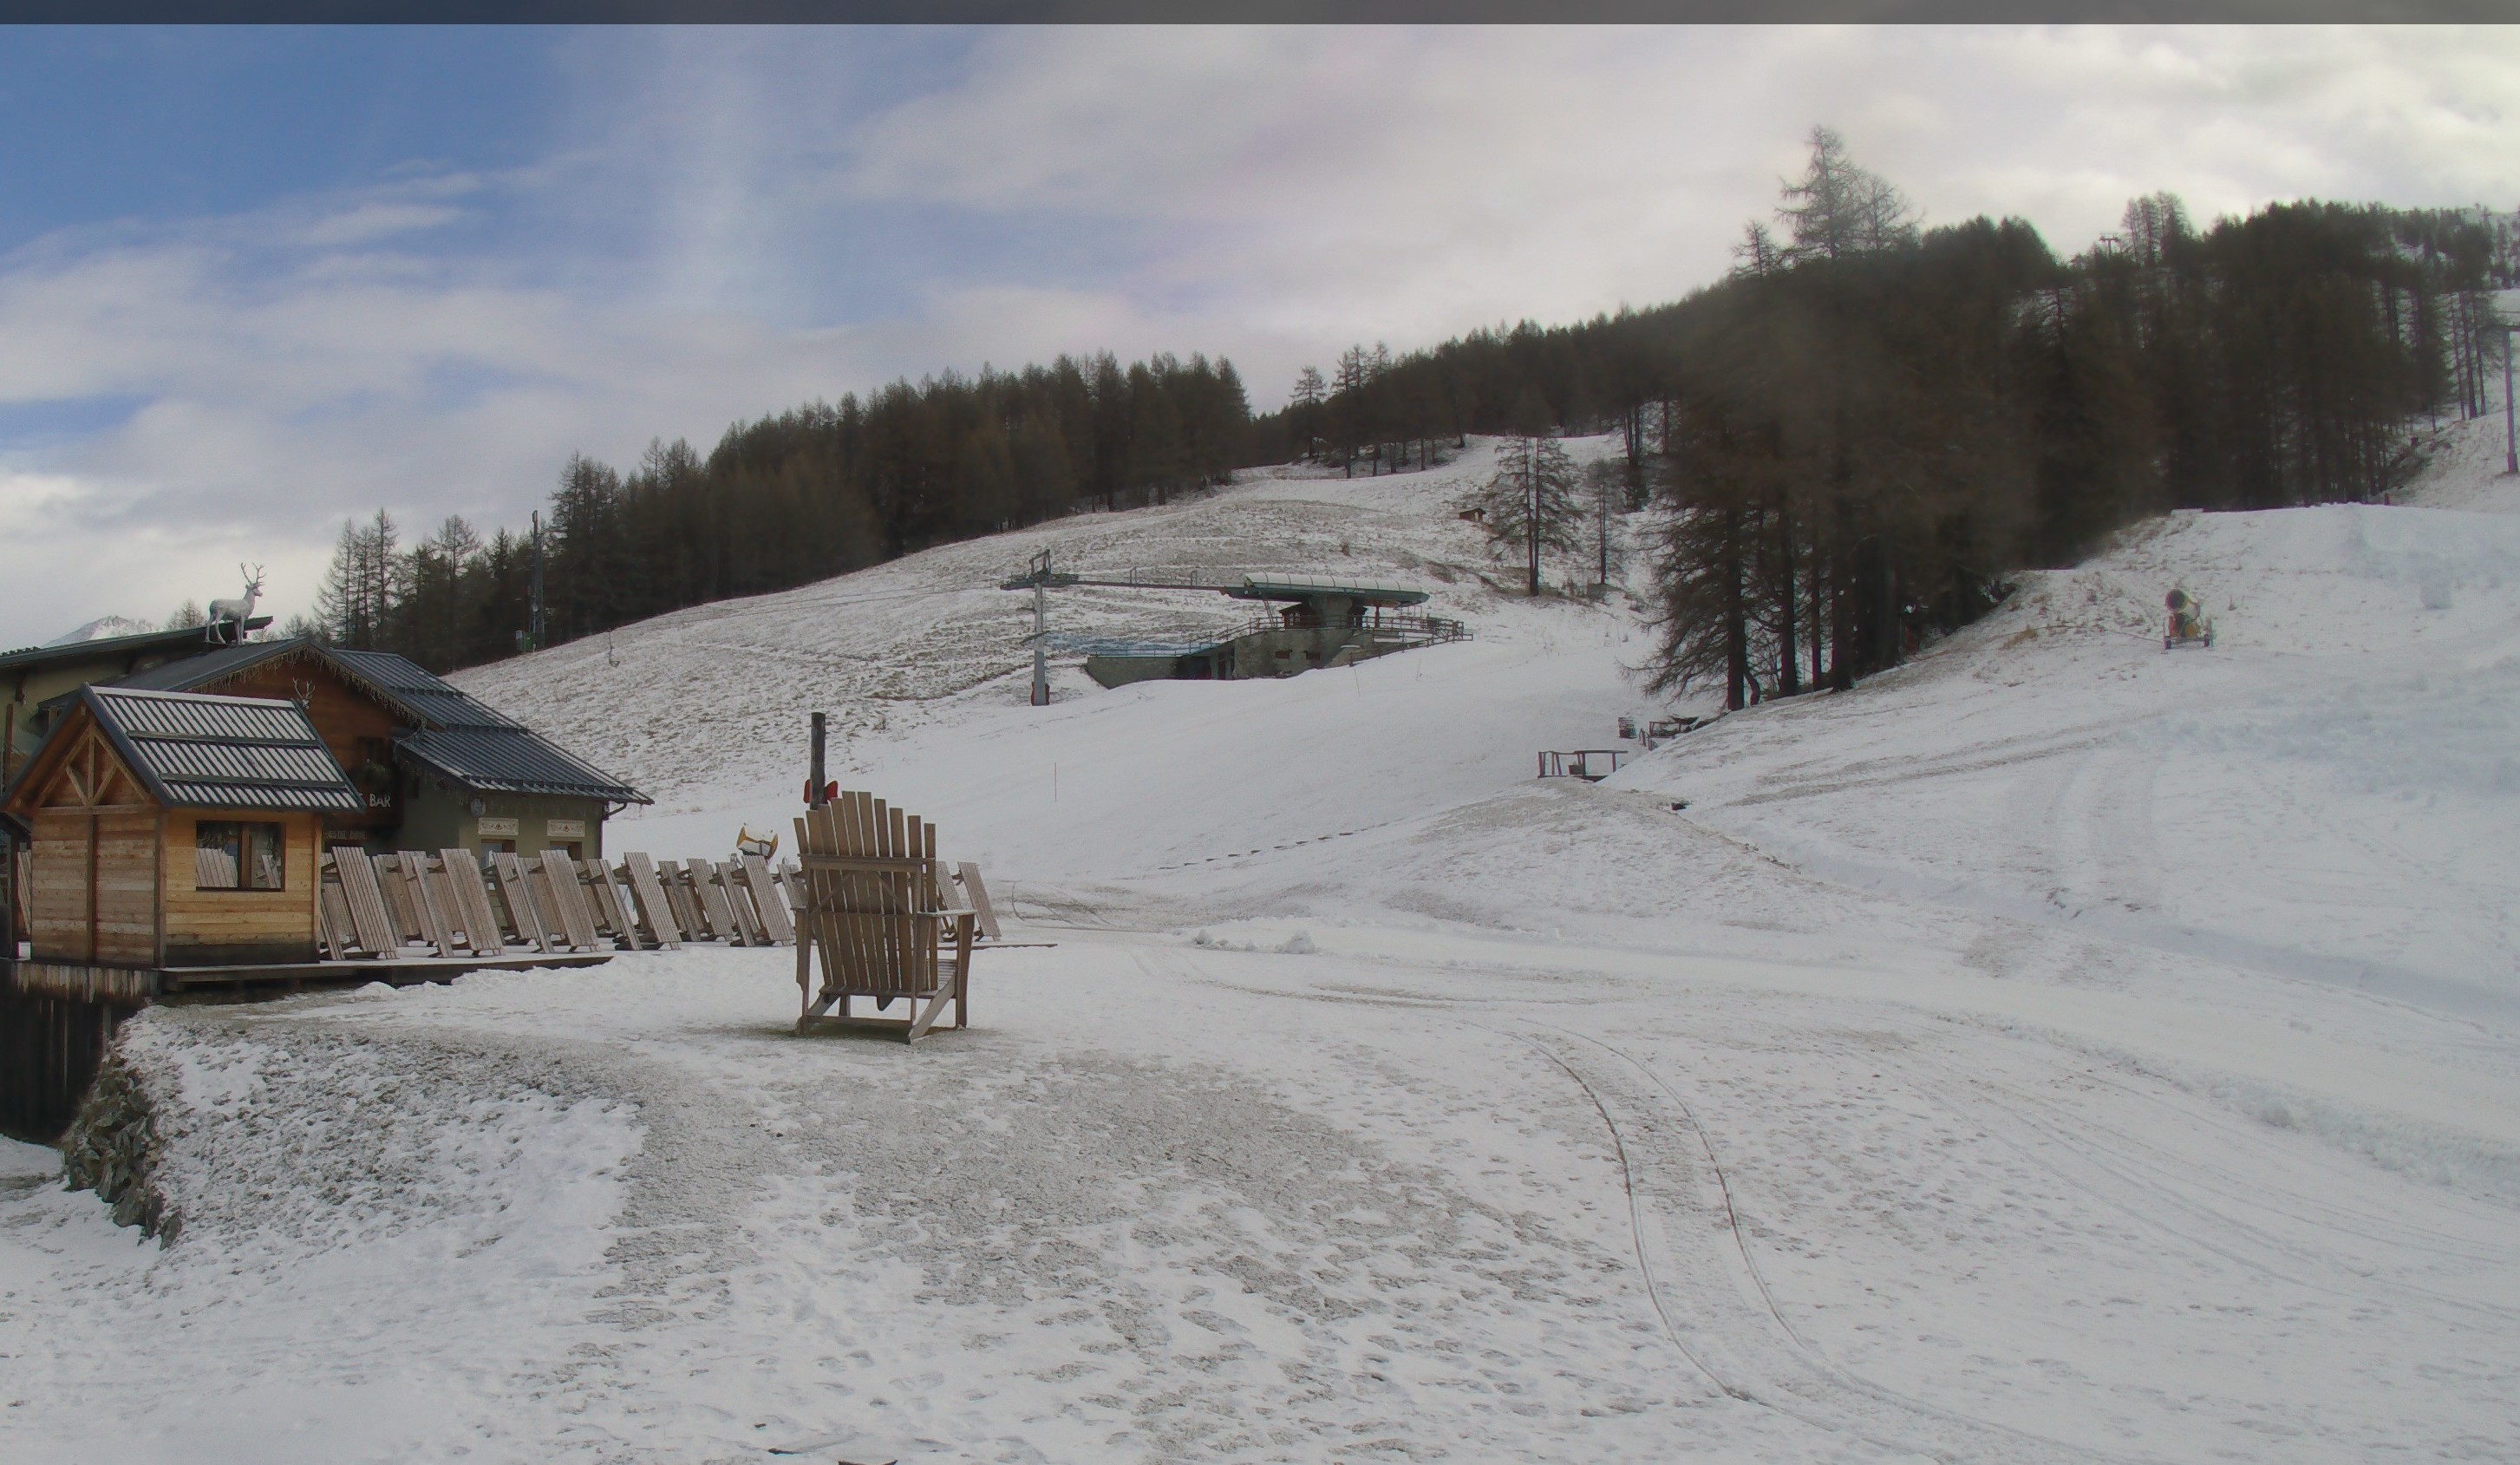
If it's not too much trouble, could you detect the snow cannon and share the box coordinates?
[736,824,780,860]
[2163,587,2214,651]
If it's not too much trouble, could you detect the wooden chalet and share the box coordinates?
[1,685,364,998]
[74,638,648,864]
[1,618,272,783]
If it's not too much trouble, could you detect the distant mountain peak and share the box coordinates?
[42,615,157,647]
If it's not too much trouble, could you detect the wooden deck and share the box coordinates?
[4,952,612,1002]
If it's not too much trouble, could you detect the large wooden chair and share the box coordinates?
[792,791,976,1043]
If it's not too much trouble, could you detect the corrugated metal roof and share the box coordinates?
[329,647,521,729]
[82,687,363,813]
[98,688,314,742]
[97,638,646,806]
[1229,574,1429,605]
[108,638,305,693]
[0,618,271,673]
[396,724,649,803]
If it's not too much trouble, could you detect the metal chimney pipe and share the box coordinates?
[809,711,826,808]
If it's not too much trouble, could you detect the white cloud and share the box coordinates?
[294,200,468,249]
[2,24,2514,647]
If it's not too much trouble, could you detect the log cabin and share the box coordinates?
[0,686,362,980]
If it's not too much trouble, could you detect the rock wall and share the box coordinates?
[58,1043,176,1240]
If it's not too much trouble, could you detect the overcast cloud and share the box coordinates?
[1,24,2514,645]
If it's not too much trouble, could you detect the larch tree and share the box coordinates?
[1290,365,1328,461]
[1476,435,1583,596]
[1583,457,1627,589]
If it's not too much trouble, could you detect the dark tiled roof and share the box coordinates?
[82,687,362,813]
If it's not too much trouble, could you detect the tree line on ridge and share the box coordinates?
[297,127,2513,711]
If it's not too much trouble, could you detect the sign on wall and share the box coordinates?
[546,819,586,840]
[476,817,519,839]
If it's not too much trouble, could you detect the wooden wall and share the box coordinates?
[0,984,134,1143]
[161,812,320,966]
[2,838,18,955]
[204,661,401,834]
[28,808,158,966]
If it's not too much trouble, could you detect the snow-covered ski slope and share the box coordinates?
[6,416,2520,1464]
[1618,495,2520,1024]
[454,435,1643,823]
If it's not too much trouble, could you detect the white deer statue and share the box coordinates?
[206,564,264,644]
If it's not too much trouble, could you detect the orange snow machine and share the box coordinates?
[2164,588,2214,651]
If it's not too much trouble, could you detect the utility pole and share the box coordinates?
[1031,550,1051,706]
[529,509,548,651]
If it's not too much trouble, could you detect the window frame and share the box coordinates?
[193,820,288,893]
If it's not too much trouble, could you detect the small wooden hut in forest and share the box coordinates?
[1,685,362,993]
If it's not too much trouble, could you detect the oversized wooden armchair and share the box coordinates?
[791,791,976,1043]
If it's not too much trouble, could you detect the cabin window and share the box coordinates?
[195,821,284,891]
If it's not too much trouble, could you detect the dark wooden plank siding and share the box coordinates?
[0,984,134,1144]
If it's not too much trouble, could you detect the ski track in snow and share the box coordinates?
[7,416,2520,1462]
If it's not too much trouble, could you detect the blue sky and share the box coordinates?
[3,25,2516,646]
[0,30,550,248]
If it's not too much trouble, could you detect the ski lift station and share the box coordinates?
[1002,558,1469,690]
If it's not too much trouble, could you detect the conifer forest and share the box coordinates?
[310,129,2517,709]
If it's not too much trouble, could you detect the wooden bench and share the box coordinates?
[791,791,976,1043]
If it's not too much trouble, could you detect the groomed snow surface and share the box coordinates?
[6,420,2520,1462]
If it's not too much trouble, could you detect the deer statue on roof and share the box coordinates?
[207,564,264,645]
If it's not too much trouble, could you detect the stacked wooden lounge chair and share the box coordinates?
[316,847,680,959]
[791,790,977,1043]
[312,840,918,966]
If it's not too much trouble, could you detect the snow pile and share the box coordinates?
[0,995,639,1462]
